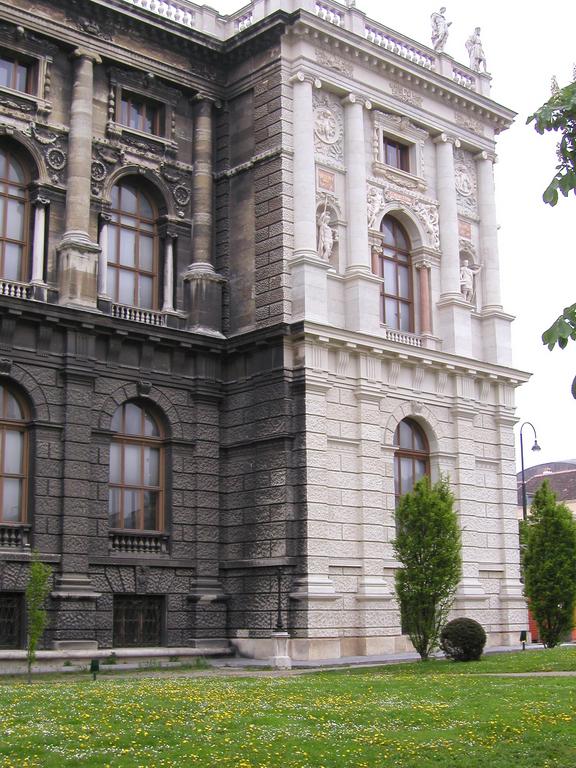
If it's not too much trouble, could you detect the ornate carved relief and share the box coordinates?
[30,125,67,185]
[389,81,423,107]
[454,149,477,216]
[368,184,440,251]
[66,14,115,41]
[315,49,353,77]
[454,112,484,137]
[313,92,344,163]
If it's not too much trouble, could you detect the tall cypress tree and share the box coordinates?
[393,476,462,660]
[522,481,576,648]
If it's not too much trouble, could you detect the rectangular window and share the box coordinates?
[383,138,410,172]
[0,54,35,95]
[0,592,23,649]
[113,595,164,647]
[119,93,164,137]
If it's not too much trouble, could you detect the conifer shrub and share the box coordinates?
[440,617,486,661]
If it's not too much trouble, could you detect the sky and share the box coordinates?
[208,0,576,471]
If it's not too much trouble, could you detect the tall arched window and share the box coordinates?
[394,418,429,507]
[107,181,158,309]
[0,147,29,283]
[375,216,413,332]
[109,401,164,531]
[0,383,28,523]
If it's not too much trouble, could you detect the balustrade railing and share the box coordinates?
[0,280,32,300]
[111,303,167,326]
[452,67,476,89]
[365,24,435,70]
[120,0,195,26]
[0,524,31,550]
[315,1,344,26]
[110,530,169,554]
[383,328,423,347]
[235,11,253,31]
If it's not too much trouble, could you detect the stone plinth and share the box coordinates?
[269,631,292,669]
[183,262,225,336]
[57,237,100,308]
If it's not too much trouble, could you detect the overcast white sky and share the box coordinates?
[210,0,576,470]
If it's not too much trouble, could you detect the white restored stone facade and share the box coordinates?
[281,1,527,659]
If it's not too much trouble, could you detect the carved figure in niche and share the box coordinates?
[317,209,334,261]
[465,27,488,73]
[367,187,385,229]
[459,258,481,303]
[430,7,451,52]
[455,164,473,197]
[314,108,339,144]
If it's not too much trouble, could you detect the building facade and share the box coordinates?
[0,0,527,659]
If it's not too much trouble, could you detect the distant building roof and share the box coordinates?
[517,461,576,505]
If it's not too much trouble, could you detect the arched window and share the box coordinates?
[394,418,429,506]
[0,147,29,283]
[0,383,28,523]
[375,216,413,332]
[109,402,164,531]
[107,181,158,309]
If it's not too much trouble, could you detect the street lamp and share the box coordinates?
[519,421,541,521]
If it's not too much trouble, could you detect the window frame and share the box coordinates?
[371,111,428,192]
[382,136,410,173]
[373,216,414,332]
[107,180,160,310]
[108,401,165,533]
[0,145,31,285]
[393,418,430,508]
[118,90,166,138]
[0,42,52,116]
[0,384,29,525]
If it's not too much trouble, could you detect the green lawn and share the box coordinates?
[0,649,574,767]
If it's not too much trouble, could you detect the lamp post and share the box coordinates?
[519,421,541,521]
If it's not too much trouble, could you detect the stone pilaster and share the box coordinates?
[435,133,472,356]
[288,73,331,325]
[51,366,100,649]
[30,196,49,300]
[57,49,101,309]
[183,97,224,335]
[342,94,380,335]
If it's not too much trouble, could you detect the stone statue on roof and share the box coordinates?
[430,7,451,53]
[465,27,488,73]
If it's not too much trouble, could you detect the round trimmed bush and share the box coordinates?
[440,618,486,661]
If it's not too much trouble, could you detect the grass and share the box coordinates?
[0,648,574,767]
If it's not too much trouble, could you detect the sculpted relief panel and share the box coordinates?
[454,149,477,217]
[313,92,344,165]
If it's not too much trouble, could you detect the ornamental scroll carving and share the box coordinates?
[367,184,440,251]
[389,81,423,107]
[454,149,477,216]
[313,92,344,163]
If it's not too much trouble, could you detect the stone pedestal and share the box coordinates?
[343,269,382,335]
[57,237,100,308]
[50,573,101,648]
[437,296,473,357]
[290,255,332,323]
[269,631,292,669]
[183,262,225,336]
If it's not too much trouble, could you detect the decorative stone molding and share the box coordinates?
[0,23,54,117]
[314,49,353,77]
[66,13,115,41]
[29,124,68,185]
[454,111,484,137]
[372,185,440,251]
[454,149,477,216]
[371,110,427,189]
[313,91,344,163]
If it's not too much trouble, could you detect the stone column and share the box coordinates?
[475,151,513,364]
[435,133,472,356]
[162,234,175,313]
[97,213,110,300]
[183,97,224,335]
[416,261,432,335]
[57,49,101,308]
[342,94,381,334]
[475,151,501,309]
[31,198,49,284]
[288,73,331,325]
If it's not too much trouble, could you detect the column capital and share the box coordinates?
[193,93,221,109]
[433,132,460,148]
[474,149,497,163]
[414,259,432,271]
[71,48,102,65]
[341,93,372,110]
[289,71,322,88]
[32,195,50,207]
